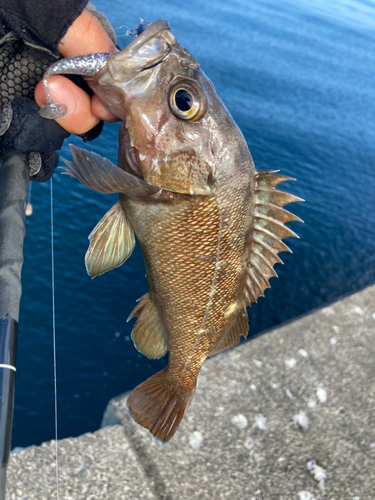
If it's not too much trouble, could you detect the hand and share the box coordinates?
[34,9,119,135]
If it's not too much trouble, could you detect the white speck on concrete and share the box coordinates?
[353,497,360,500]
[285,357,297,369]
[298,349,308,358]
[189,431,203,450]
[293,411,309,431]
[308,397,316,409]
[369,442,375,448]
[372,312,375,320]
[322,305,335,316]
[298,492,315,500]
[250,384,256,391]
[231,414,248,429]
[307,459,327,492]
[330,337,337,345]
[278,456,285,462]
[333,325,339,333]
[244,438,252,450]
[271,382,278,389]
[286,389,293,399]
[317,388,327,403]
[254,415,267,430]
[351,306,364,315]
[253,359,263,368]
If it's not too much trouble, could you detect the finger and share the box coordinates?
[92,95,120,123]
[59,9,117,57]
[35,76,99,135]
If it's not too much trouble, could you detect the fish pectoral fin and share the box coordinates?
[208,309,249,357]
[127,367,196,443]
[85,201,135,278]
[127,293,168,359]
[62,145,160,199]
[244,169,304,306]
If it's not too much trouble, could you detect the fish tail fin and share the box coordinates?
[127,368,195,443]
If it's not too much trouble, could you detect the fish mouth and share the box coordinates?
[124,19,171,55]
[141,45,172,71]
[106,20,176,81]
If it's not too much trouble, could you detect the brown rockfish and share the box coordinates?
[40,20,302,442]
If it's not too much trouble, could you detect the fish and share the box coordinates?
[40,19,303,442]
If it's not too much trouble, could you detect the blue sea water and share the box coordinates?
[12,0,375,447]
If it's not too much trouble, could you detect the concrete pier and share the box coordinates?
[7,285,375,499]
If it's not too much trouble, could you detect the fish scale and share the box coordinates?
[41,19,302,442]
[122,156,253,389]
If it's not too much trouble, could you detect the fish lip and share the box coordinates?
[141,44,173,71]
[122,19,171,57]
[105,19,174,82]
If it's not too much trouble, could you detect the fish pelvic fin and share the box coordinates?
[127,368,195,443]
[208,308,249,357]
[86,201,135,278]
[245,170,304,306]
[62,145,160,199]
[127,293,168,359]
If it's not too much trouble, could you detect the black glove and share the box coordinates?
[2,98,70,153]
[0,97,70,182]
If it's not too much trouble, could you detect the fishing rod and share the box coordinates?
[0,150,29,500]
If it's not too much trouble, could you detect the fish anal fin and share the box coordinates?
[127,293,168,359]
[127,368,195,442]
[85,201,135,278]
[245,169,303,306]
[209,309,249,357]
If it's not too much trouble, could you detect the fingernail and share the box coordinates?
[49,80,76,116]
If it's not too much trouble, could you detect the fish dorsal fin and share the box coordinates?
[127,293,168,359]
[245,170,303,306]
[62,145,160,199]
[209,308,249,357]
[86,201,135,278]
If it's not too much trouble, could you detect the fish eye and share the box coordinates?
[175,89,193,112]
[168,81,206,121]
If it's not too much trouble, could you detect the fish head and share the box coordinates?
[92,20,244,195]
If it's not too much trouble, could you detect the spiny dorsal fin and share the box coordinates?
[245,170,303,306]
[255,169,295,189]
[208,309,249,357]
[127,293,168,359]
[85,201,135,278]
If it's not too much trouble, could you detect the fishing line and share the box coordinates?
[50,177,59,499]
[113,23,131,37]
[27,181,32,205]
